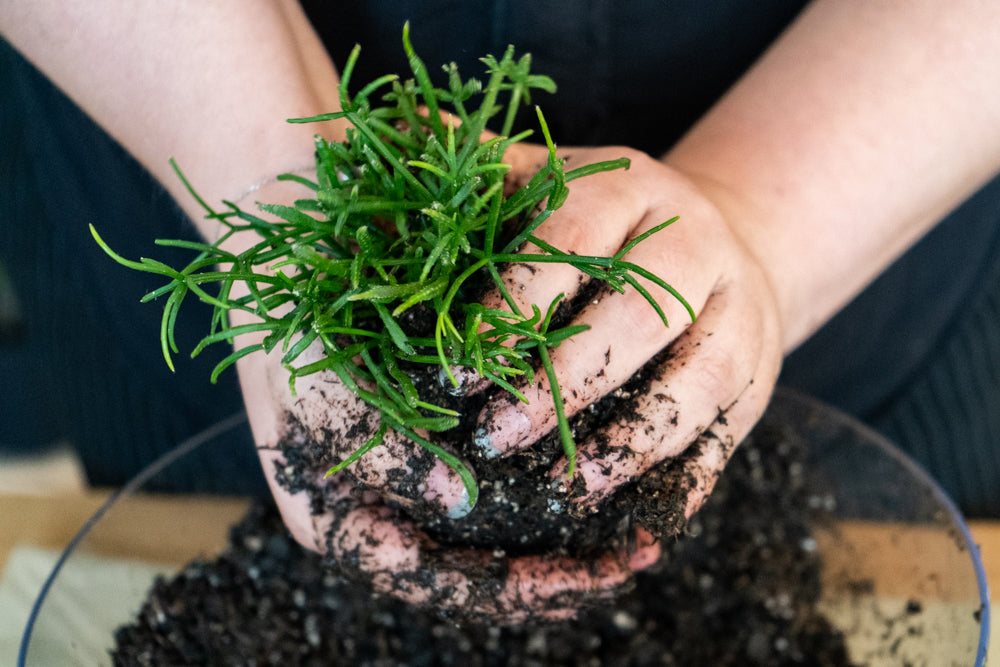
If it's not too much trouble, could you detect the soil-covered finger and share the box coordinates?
[492,279,701,448]
[493,550,639,621]
[677,368,779,520]
[473,223,717,458]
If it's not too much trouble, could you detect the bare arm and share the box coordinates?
[0,0,344,235]
[666,0,1000,351]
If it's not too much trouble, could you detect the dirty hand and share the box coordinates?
[474,142,784,518]
[228,178,660,622]
[235,336,660,622]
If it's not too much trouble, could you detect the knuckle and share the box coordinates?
[692,346,743,403]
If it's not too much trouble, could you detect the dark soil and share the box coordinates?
[112,409,857,666]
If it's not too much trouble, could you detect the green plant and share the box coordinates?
[91,24,693,508]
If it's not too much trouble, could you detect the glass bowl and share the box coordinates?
[17,389,990,665]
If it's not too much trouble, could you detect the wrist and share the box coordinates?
[660,162,820,354]
[181,113,349,240]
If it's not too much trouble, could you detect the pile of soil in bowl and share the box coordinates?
[112,408,857,666]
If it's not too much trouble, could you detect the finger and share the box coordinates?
[676,370,779,520]
[493,547,647,622]
[292,370,476,518]
[550,278,782,506]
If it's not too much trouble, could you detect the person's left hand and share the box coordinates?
[470,141,784,519]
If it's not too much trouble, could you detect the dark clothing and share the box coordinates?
[2,2,999,514]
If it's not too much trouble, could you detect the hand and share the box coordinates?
[474,142,784,518]
[227,179,660,622]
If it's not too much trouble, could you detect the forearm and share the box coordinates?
[664,0,1000,352]
[0,0,344,237]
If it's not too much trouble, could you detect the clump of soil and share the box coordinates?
[112,410,857,666]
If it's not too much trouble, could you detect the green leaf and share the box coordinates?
[402,22,446,141]
[350,279,432,303]
[543,323,590,345]
[326,424,387,477]
[391,276,448,316]
[538,342,576,478]
[374,302,415,355]
[614,216,679,262]
[210,343,265,384]
[190,321,278,357]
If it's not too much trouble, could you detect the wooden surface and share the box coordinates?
[0,491,250,570]
[972,519,1000,603]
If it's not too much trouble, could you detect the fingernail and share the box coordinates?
[438,365,487,397]
[474,408,530,457]
[424,458,475,518]
[473,426,502,458]
[447,486,474,519]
